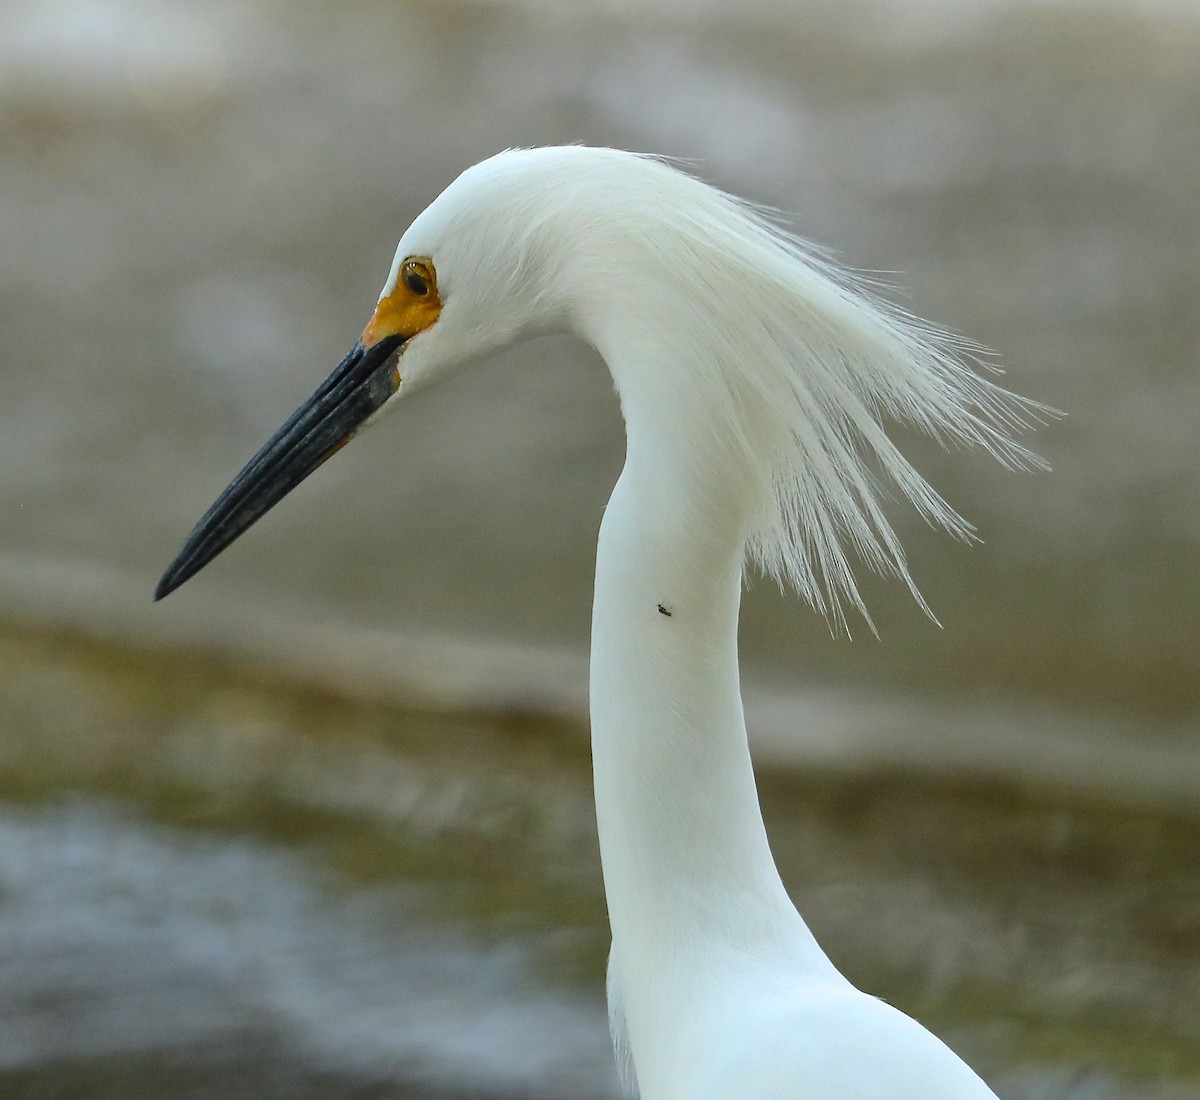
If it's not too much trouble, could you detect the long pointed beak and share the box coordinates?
[155,333,405,600]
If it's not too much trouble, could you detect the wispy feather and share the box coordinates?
[534,149,1056,633]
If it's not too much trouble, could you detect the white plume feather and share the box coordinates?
[683,193,1055,632]
[563,150,1052,632]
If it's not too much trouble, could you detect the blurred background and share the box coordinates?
[1,0,1197,1096]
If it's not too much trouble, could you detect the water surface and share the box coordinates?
[2,624,1196,1098]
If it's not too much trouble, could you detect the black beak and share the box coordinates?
[155,334,405,601]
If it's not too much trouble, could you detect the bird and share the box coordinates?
[157,146,1051,1099]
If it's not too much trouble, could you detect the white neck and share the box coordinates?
[588,338,840,1085]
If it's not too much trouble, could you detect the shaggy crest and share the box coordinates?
[516,148,1056,634]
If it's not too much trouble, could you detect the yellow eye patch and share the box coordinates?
[362,257,442,347]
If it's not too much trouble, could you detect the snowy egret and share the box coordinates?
[158,147,1050,1098]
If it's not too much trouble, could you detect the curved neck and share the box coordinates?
[589,380,837,1053]
[590,446,796,936]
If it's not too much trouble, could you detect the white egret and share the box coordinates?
[158,146,1050,1099]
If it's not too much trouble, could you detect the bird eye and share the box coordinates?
[403,259,431,297]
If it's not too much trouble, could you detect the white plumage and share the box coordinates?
[161,146,1053,1098]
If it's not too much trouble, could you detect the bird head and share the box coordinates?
[157,146,1051,624]
[154,149,588,601]
[365,152,580,395]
